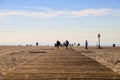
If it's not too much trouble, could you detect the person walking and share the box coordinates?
[56,40,61,49]
[36,42,39,46]
[65,40,69,49]
[85,40,88,49]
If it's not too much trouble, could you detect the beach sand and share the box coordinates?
[0,46,55,75]
[73,46,120,74]
[0,46,120,79]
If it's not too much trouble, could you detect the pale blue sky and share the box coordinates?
[0,0,120,46]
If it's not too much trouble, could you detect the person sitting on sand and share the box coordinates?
[65,40,69,49]
[56,40,61,49]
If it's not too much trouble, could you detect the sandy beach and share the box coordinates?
[0,46,120,80]
[0,46,55,75]
[73,46,120,74]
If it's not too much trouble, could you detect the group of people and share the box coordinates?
[55,40,89,49]
[55,40,69,49]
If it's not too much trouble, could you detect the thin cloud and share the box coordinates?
[0,8,119,18]
[70,8,113,17]
[113,9,120,16]
[0,11,66,18]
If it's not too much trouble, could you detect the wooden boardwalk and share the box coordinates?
[2,48,120,80]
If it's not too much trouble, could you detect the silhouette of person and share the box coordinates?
[74,43,76,46]
[85,40,88,49]
[55,43,57,47]
[56,40,61,49]
[113,44,116,47]
[65,40,69,49]
[77,43,80,46]
[36,42,39,46]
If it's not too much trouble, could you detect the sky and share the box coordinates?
[0,0,120,46]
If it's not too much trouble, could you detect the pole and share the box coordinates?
[98,37,100,48]
[98,34,101,48]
